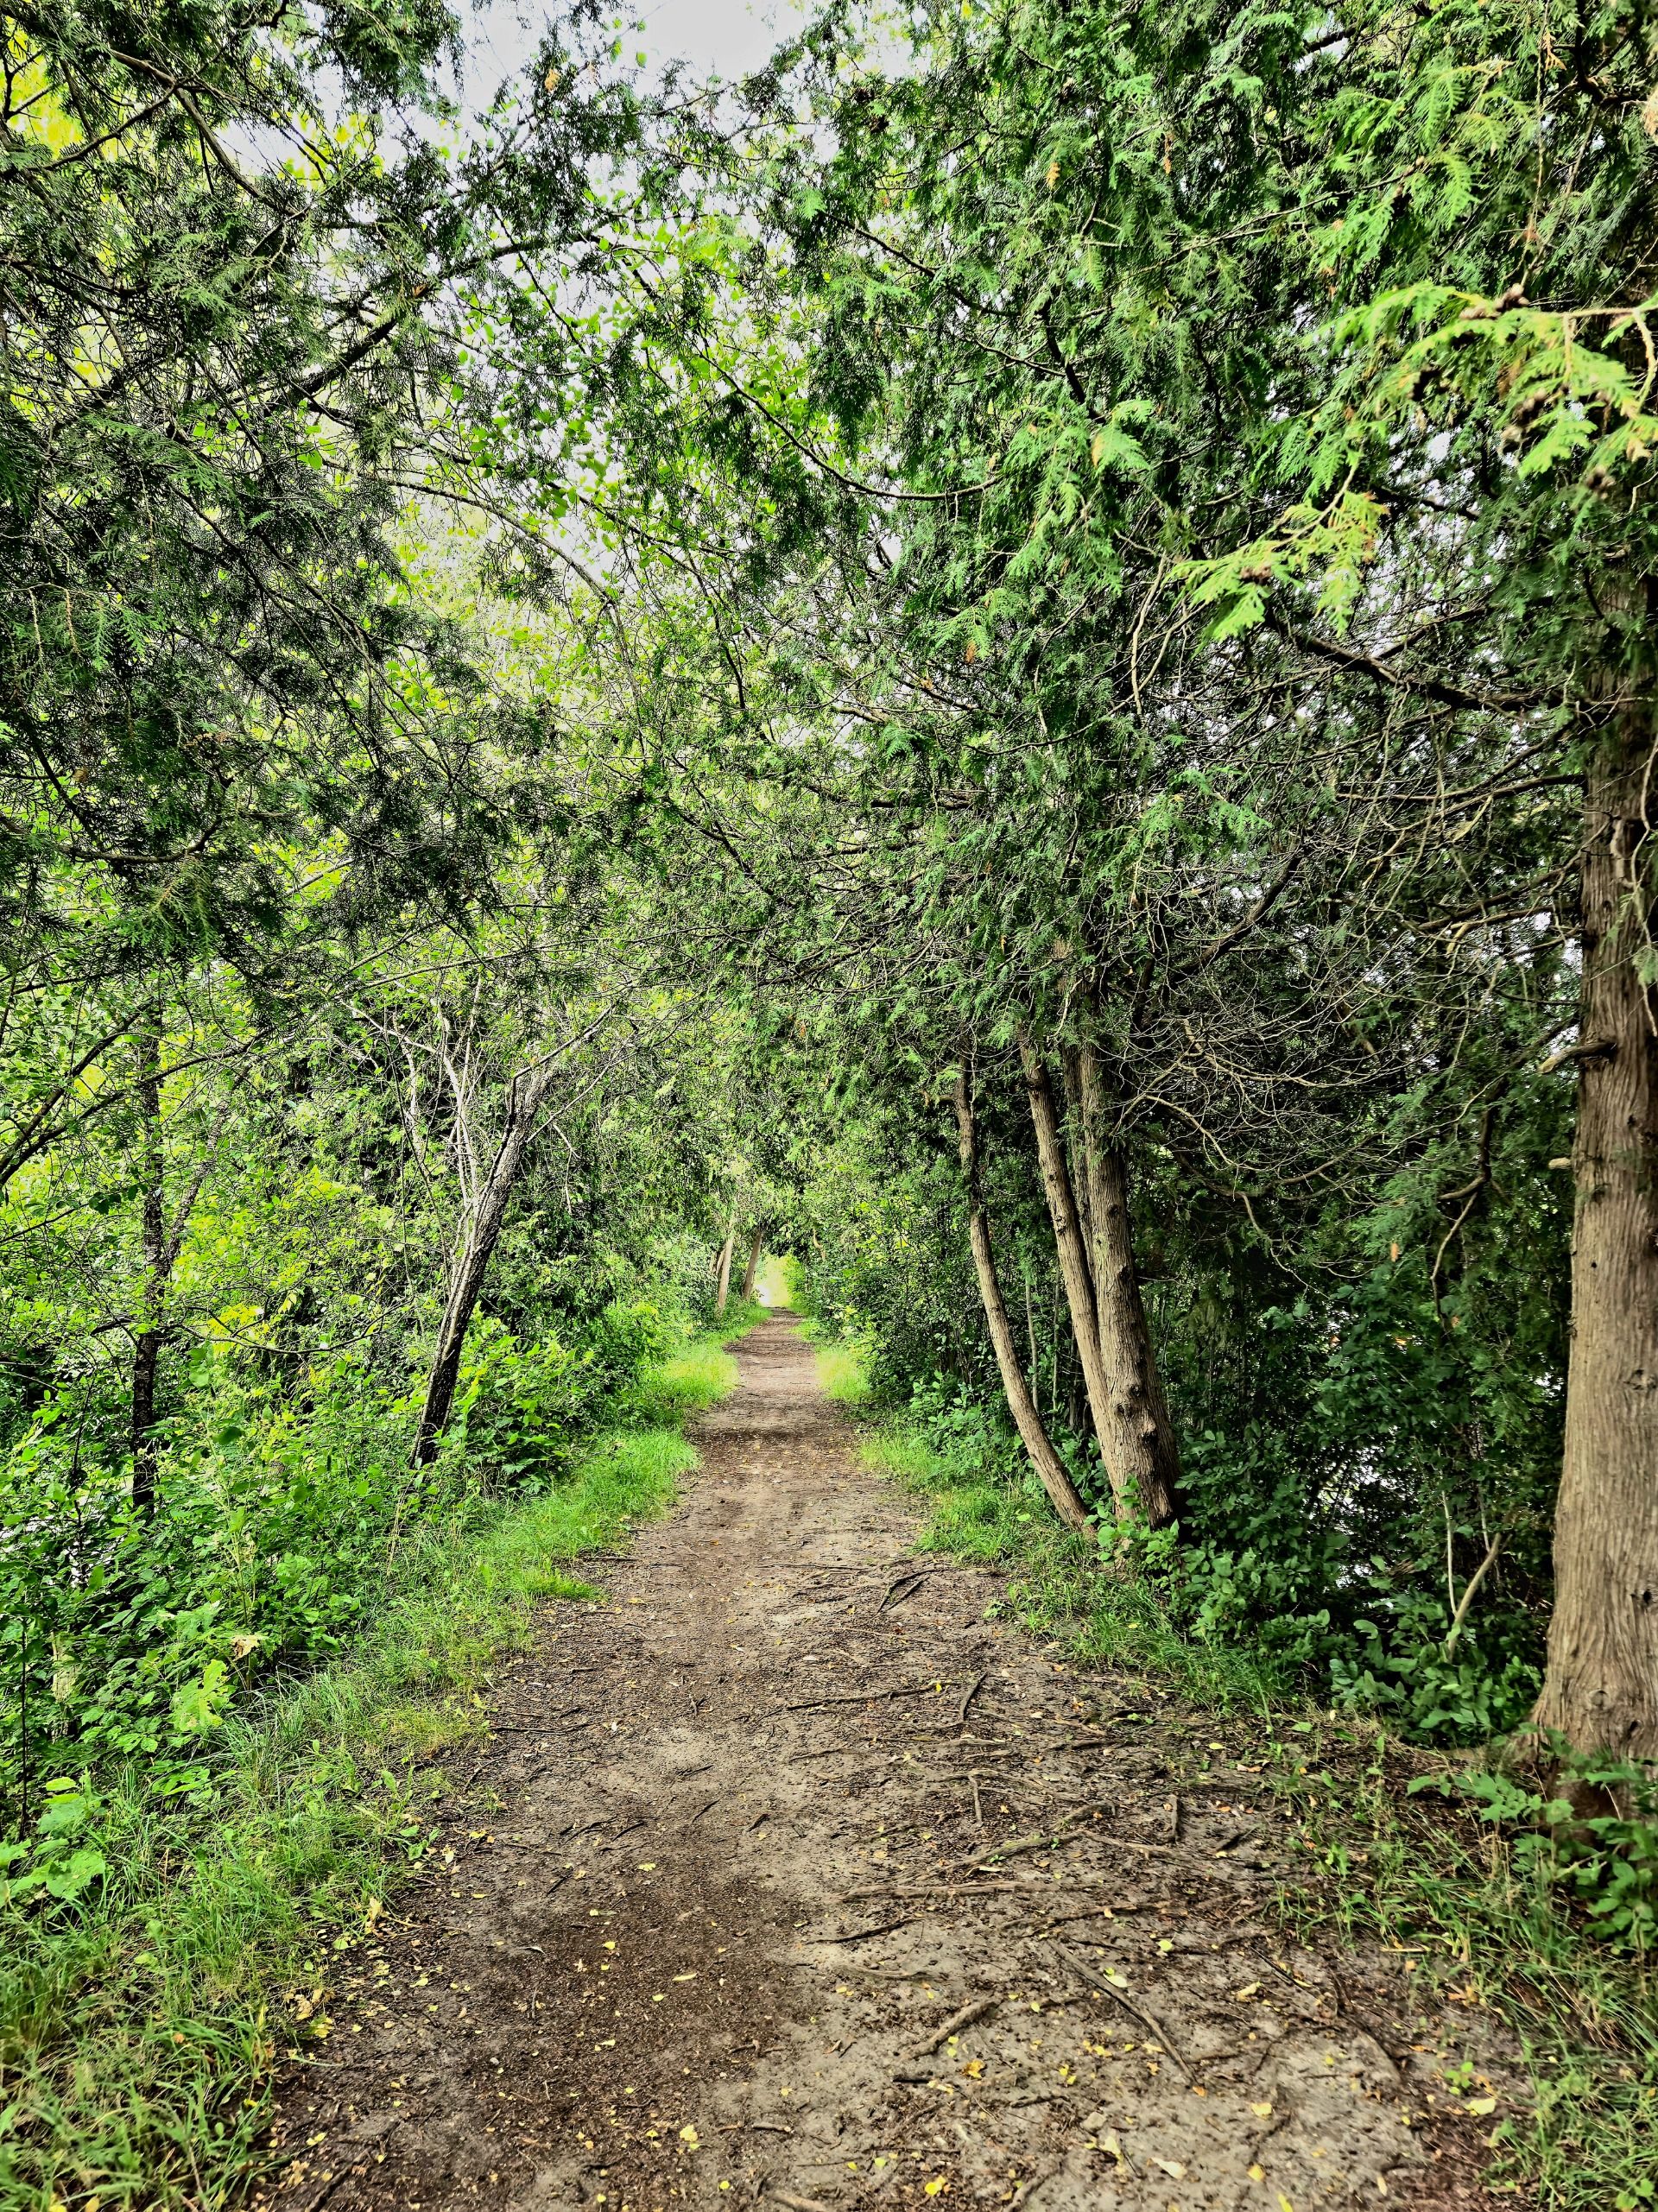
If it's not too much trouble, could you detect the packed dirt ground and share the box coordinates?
[262,1316,1514,2211]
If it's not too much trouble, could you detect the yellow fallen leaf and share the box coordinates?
[1098,2129,1123,2163]
[960,2057,984,2079]
[923,2180,946,2198]
[673,1973,697,1982]
[679,2125,700,2150]
[1250,2100,1274,2117]
[638,1861,658,1871]
[1152,2159,1187,2180]
[1466,2095,1497,2115]
[1234,1982,1261,2000]
[1249,2165,1266,2184]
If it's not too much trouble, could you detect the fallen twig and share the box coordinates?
[907,1993,1000,2057]
[785,1681,948,1712]
[806,1914,919,1944]
[1049,1939,1199,2088]
[961,1814,1085,1873]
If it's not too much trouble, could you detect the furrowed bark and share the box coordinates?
[414,1069,549,1464]
[953,1073,1092,1536]
[1017,1026,1130,1520]
[1535,659,1658,1784]
[1076,1041,1184,1529]
[741,1223,764,1301]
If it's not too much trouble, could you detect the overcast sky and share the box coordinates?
[462,0,810,104]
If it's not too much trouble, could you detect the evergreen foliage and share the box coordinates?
[3,0,1658,2199]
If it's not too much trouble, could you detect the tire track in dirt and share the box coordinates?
[262,1315,1516,2212]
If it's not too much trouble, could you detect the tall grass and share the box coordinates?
[0,1338,737,2211]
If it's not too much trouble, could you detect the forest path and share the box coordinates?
[264,1316,1504,2212]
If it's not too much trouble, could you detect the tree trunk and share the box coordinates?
[1535,673,1658,1780]
[1075,1041,1184,1528]
[953,1074,1093,1536]
[414,1070,548,1464]
[1017,1027,1131,1519]
[713,1212,737,1320]
[130,1018,166,1517]
[741,1224,764,1301]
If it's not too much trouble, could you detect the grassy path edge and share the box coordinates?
[0,1324,754,2211]
[813,1343,1657,2212]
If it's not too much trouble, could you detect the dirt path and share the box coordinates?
[264,1317,1509,2212]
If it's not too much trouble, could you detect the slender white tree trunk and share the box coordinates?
[954,1073,1093,1536]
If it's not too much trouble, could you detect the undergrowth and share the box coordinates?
[0,1325,746,2211]
[826,1342,1658,2212]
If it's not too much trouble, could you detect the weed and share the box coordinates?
[0,1341,731,2209]
[825,1336,1658,2212]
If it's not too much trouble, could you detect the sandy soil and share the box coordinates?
[262,1316,1516,2212]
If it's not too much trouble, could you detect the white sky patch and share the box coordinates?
[461,0,809,109]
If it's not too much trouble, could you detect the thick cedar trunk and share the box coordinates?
[1535,679,1658,1776]
[414,1071,547,1463]
[1017,1027,1130,1519]
[130,1021,165,1517]
[953,1075,1093,1535]
[1075,1042,1184,1528]
[741,1224,764,1301]
[713,1214,737,1320]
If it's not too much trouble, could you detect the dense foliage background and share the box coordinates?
[3,0,1658,2195]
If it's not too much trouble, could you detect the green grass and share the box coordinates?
[860,1419,1278,1710]
[825,1335,1657,2212]
[628,1336,742,1422]
[1271,1729,1658,2209]
[812,1337,871,1406]
[0,1346,737,2212]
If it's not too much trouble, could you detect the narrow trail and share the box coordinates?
[265,1318,1507,2212]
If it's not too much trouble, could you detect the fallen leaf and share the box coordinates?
[1250,2100,1274,2117]
[1249,2165,1266,2184]
[1152,2159,1187,2180]
[1233,1982,1261,2000]
[922,2180,946,2198]
[1466,2095,1497,2116]
[679,2125,700,2150]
